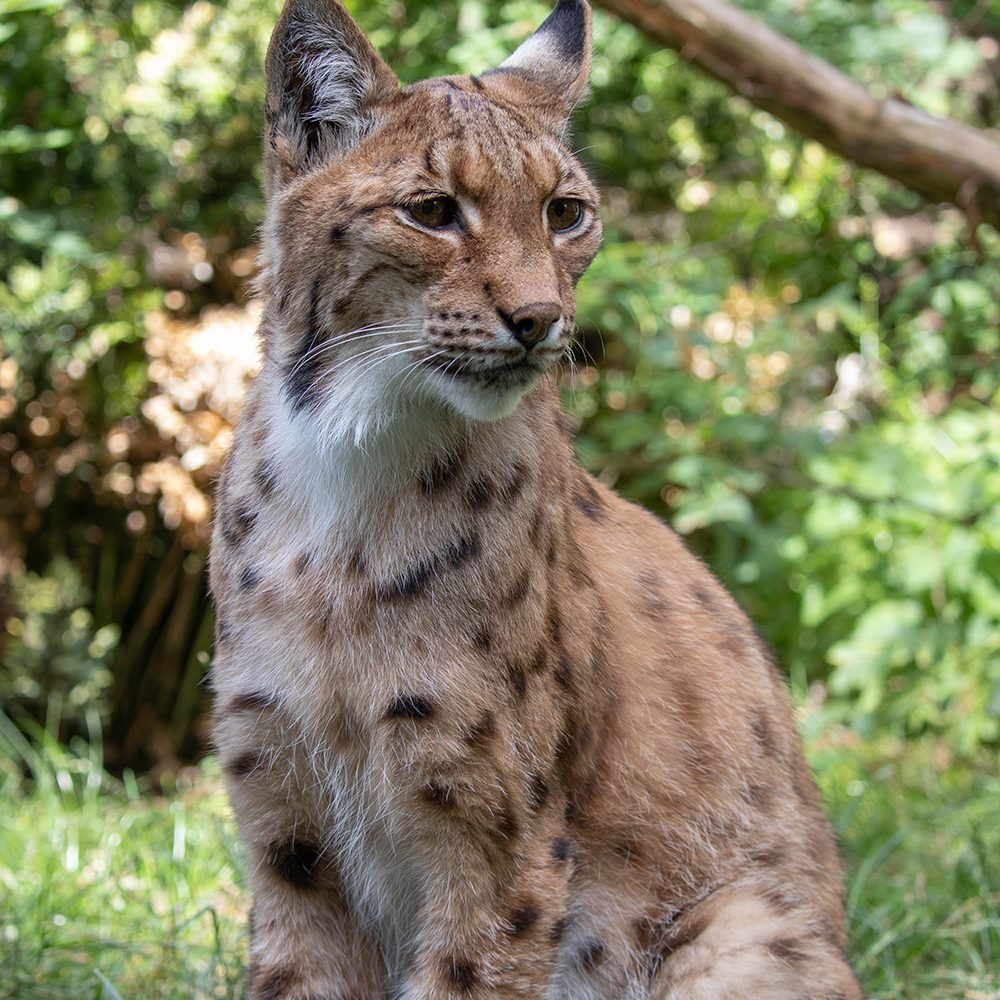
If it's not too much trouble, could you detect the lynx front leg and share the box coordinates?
[393,770,571,999]
[214,690,388,999]
[397,833,568,999]
[648,887,864,1000]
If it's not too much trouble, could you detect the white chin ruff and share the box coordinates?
[424,368,533,423]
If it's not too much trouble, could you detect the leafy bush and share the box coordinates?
[1,559,118,732]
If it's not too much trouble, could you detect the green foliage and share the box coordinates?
[1,559,118,731]
[1,0,999,756]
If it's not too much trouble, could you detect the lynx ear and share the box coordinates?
[264,0,399,193]
[486,0,592,134]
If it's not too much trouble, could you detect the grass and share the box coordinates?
[1,714,998,1000]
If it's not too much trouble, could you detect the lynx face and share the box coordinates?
[262,2,602,432]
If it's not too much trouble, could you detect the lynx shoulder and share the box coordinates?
[210,1,864,997]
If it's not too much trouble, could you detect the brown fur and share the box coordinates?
[210,2,864,997]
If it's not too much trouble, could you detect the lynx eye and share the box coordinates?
[406,196,458,229]
[547,198,584,233]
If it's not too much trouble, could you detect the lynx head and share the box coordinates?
[260,0,602,443]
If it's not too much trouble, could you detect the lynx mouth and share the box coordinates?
[420,352,549,390]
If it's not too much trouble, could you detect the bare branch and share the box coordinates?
[593,0,1000,228]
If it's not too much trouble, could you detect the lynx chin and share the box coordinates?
[209,1,865,997]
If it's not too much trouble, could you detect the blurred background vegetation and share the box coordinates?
[1,0,999,995]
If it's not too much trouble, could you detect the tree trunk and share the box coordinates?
[593,0,1000,229]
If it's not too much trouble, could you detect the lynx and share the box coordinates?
[209,1,865,997]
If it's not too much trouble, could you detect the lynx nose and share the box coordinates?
[500,302,562,350]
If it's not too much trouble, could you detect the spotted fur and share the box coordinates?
[211,1,865,997]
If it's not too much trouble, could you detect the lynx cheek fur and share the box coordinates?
[209,2,864,997]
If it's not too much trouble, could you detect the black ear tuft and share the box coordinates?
[264,0,398,194]
[486,0,592,133]
[539,0,588,62]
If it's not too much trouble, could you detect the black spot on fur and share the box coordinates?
[215,616,232,646]
[554,653,574,689]
[224,691,277,715]
[498,461,528,506]
[239,567,261,591]
[566,538,594,587]
[470,75,486,92]
[223,502,258,546]
[422,780,455,809]
[505,660,527,701]
[473,628,492,653]
[448,533,480,567]
[637,569,671,617]
[576,937,606,971]
[386,694,435,721]
[496,804,519,840]
[504,568,532,607]
[330,225,345,243]
[331,264,381,315]
[251,965,295,1000]
[253,461,279,498]
[761,885,799,914]
[552,836,571,862]
[347,547,366,577]
[693,584,719,612]
[528,504,546,549]
[264,839,320,888]
[573,477,604,520]
[445,957,478,992]
[381,531,481,600]
[747,844,787,868]
[564,794,580,827]
[507,901,540,936]
[388,560,435,600]
[547,604,563,646]
[550,916,568,943]
[420,448,465,495]
[285,279,326,412]
[528,772,549,811]
[223,750,259,778]
[463,710,497,750]
[530,644,548,674]
[768,938,810,964]
[751,708,779,756]
[464,474,493,510]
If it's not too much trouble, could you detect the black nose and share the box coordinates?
[499,302,562,349]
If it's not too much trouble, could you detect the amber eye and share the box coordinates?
[406,196,458,229]
[547,198,584,233]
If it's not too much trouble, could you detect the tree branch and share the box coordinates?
[593,0,1000,228]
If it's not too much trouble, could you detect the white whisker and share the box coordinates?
[285,319,426,380]
[298,340,424,402]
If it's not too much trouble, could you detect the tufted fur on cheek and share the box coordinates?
[263,0,399,195]
[486,0,593,137]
